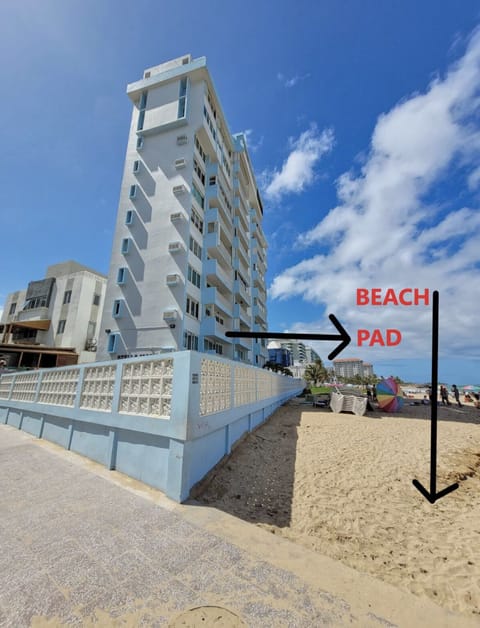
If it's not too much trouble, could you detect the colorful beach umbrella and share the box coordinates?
[376,377,404,412]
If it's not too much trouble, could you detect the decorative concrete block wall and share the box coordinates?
[0,351,303,501]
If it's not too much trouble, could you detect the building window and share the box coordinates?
[137,91,147,131]
[204,339,223,355]
[133,160,140,173]
[187,265,201,289]
[129,185,137,199]
[63,290,72,305]
[193,158,205,185]
[190,208,203,234]
[121,238,130,254]
[136,136,144,150]
[194,136,206,162]
[57,319,66,334]
[189,236,202,259]
[112,299,123,318]
[183,330,198,351]
[117,267,126,285]
[186,296,199,319]
[178,78,187,119]
[192,182,204,209]
[107,333,119,353]
[93,293,101,306]
[125,210,134,225]
[8,302,16,315]
[209,176,216,187]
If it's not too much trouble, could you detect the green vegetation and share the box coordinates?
[310,386,332,394]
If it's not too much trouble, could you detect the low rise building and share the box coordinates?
[333,358,374,380]
[0,261,107,367]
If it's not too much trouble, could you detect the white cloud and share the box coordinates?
[270,29,480,361]
[277,72,311,88]
[263,125,334,201]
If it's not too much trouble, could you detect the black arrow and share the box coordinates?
[225,313,351,361]
[412,290,459,504]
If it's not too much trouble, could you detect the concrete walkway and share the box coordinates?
[0,425,474,627]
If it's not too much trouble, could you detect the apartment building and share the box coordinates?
[333,358,374,380]
[0,261,107,367]
[279,340,321,365]
[97,55,268,365]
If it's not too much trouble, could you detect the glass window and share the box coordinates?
[117,268,126,284]
[189,236,202,259]
[129,185,137,199]
[8,302,16,315]
[93,293,101,306]
[113,299,122,318]
[136,136,144,150]
[183,330,198,351]
[137,110,145,131]
[107,333,118,353]
[192,182,204,209]
[121,238,130,254]
[63,290,72,305]
[190,208,203,233]
[125,210,134,225]
[57,319,66,334]
[178,78,188,119]
[139,91,147,110]
[186,296,199,319]
[133,160,140,173]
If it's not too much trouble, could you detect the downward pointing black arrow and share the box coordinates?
[412,291,459,504]
[226,314,351,361]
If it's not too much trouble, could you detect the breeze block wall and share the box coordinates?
[0,351,303,501]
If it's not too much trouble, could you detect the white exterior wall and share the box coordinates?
[97,55,268,366]
[1,265,106,363]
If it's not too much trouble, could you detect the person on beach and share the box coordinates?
[451,384,462,407]
[440,385,450,406]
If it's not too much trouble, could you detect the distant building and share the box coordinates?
[333,358,374,380]
[0,261,107,367]
[267,341,292,367]
[279,340,321,364]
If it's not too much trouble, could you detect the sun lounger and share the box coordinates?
[330,391,367,416]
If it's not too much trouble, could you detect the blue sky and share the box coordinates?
[1,1,479,384]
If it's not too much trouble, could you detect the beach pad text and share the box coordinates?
[355,288,430,347]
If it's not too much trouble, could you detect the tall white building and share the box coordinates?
[279,340,321,365]
[97,55,268,365]
[333,358,375,380]
[0,261,107,367]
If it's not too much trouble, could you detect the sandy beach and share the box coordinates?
[195,397,480,618]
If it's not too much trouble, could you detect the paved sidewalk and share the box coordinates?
[0,425,473,627]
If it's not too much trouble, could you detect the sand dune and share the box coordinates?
[195,399,480,618]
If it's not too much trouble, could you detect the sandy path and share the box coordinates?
[195,400,480,618]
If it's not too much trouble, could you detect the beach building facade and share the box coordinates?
[0,261,107,367]
[97,55,268,366]
[267,341,292,367]
[333,358,374,380]
[279,340,321,365]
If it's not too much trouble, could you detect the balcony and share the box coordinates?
[202,316,227,341]
[205,208,233,240]
[253,302,267,324]
[233,237,249,267]
[252,269,264,288]
[232,256,249,281]
[233,279,251,305]
[205,231,232,269]
[233,303,251,326]
[204,258,233,293]
[203,286,233,317]
[251,287,267,308]
[252,253,267,275]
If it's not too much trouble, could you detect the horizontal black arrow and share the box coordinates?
[412,291,459,504]
[226,314,351,361]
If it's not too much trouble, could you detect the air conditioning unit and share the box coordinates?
[163,309,178,321]
[176,135,188,145]
[170,212,184,222]
[175,158,186,169]
[166,274,180,286]
[173,184,187,195]
[168,241,183,253]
